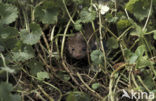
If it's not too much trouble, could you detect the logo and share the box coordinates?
[121,89,155,100]
[122,89,130,98]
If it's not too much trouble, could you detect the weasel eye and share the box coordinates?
[82,48,86,51]
[72,48,75,51]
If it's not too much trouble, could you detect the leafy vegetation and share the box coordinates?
[0,0,156,101]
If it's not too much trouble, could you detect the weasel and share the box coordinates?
[67,33,87,59]
[66,24,98,59]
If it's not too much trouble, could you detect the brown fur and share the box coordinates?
[67,33,87,59]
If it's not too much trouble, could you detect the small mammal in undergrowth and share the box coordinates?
[66,24,98,60]
[66,32,107,60]
[66,32,88,59]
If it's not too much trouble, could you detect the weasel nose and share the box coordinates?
[75,54,83,59]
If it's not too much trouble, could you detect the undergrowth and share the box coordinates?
[0,0,156,101]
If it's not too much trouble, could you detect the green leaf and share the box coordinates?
[135,45,146,56]
[41,0,63,8]
[130,24,146,37]
[27,59,44,76]
[74,20,82,31]
[0,3,18,24]
[11,41,24,51]
[105,13,118,23]
[12,52,34,62]
[66,91,90,101]
[92,83,100,90]
[91,50,104,65]
[35,5,59,24]
[125,0,150,21]
[124,49,133,59]
[12,46,34,62]
[56,71,70,81]
[0,82,21,101]
[0,82,13,93]
[117,19,131,31]
[153,31,156,40]
[9,95,21,101]
[0,25,18,39]
[143,73,155,90]
[79,8,96,23]
[37,71,49,80]
[124,49,138,64]
[0,38,17,50]
[129,53,138,64]
[136,56,154,69]
[20,23,42,45]
[106,37,119,49]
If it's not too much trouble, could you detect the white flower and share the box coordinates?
[99,4,110,15]
[92,3,110,15]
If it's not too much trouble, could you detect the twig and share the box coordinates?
[41,31,50,51]
[38,85,54,101]
[143,0,153,31]
[62,61,79,85]
[98,10,107,70]
[62,0,75,24]
[77,72,103,100]
[21,68,62,101]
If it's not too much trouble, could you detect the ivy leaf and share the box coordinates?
[136,56,154,69]
[92,83,100,90]
[106,37,119,49]
[124,49,138,64]
[153,31,156,40]
[129,53,138,64]
[0,25,18,39]
[125,0,150,21]
[143,74,155,90]
[37,72,49,81]
[91,50,104,65]
[9,95,21,101]
[12,46,34,62]
[74,20,82,31]
[56,71,70,81]
[105,13,118,23]
[135,45,146,56]
[27,59,44,76]
[130,24,147,37]
[12,51,34,62]
[20,23,42,45]
[0,3,18,24]
[41,0,63,8]
[35,5,59,24]
[124,49,133,59]
[0,38,17,50]
[0,82,21,101]
[79,8,96,23]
